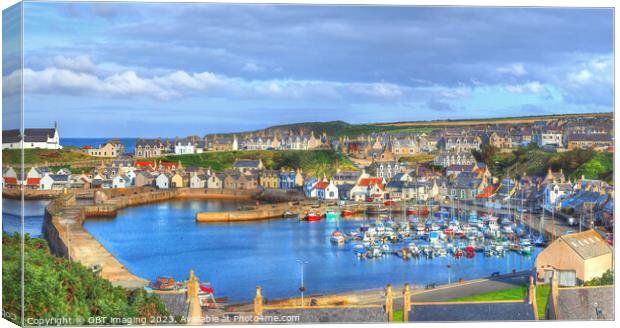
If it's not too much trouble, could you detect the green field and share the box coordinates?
[162,149,358,177]
[2,147,102,165]
[447,285,528,302]
[2,233,171,326]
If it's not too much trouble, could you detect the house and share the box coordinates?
[445,164,475,178]
[565,134,613,151]
[170,173,184,188]
[487,132,512,149]
[25,177,42,190]
[433,152,476,167]
[206,173,224,189]
[40,174,69,190]
[156,173,171,189]
[112,174,130,188]
[367,161,402,180]
[543,182,573,209]
[351,178,385,201]
[86,140,125,157]
[134,171,155,187]
[313,180,338,200]
[2,123,62,149]
[402,180,438,201]
[534,128,563,148]
[135,139,164,158]
[259,170,279,189]
[135,161,157,171]
[233,159,264,173]
[189,173,207,189]
[336,184,354,200]
[174,138,196,154]
[332,170,362,185]
[546,282,613,320]
[440,135,481,152]
[303,178,318,198]
[450,176,485,200]
[535,230,613,285]
[278,169,299,189]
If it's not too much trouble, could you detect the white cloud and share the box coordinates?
[497,63,528,76]
[242,62,264,72]
[505,81,545,94]
[52,55,96,73]
[5,57,408,101]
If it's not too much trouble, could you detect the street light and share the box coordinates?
[296,259,309,307]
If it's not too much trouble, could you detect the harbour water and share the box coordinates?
[78,199,540,303]
[2,198,50,238]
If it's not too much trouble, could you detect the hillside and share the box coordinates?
[489,145,613,184]
[2,233,170,326]
[162,149,358,177]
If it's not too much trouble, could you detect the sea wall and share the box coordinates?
[196,203,290,223]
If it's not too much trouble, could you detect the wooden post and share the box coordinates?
[402,283,411,322]
[385,284,393,322]
[529,275,538,320]
[186,270,203,325]
[253,286,263,322]
[549,271,560,320]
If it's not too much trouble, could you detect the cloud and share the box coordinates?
[505,81,546,94]
[52,55,96,73]
[242,62,264,72]
[497,63,528,76]
[6,57,409,101]
[427,99,454,112]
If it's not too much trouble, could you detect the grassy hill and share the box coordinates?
[2,233,171,326]
[162,149,358,177]
[2,147,102,165]
[489,145,613,184]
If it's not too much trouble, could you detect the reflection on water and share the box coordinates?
[2,198,50,238]
[83,199,539,303]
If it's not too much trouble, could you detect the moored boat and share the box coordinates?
[330,230,345,245]
[305,211,322,221]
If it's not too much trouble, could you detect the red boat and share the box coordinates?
[465,245,475,258]
[384,200,396,206]
[406,208,429,216]
[444,227,455,236]
[341,209,355,217]
[306,212,323,221]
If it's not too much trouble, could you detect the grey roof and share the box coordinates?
[155,293,189,318]
[262,306,387,323]
[135,139,162,147]
[336,183,355,192]
[3,128,57,143]
[49,174,69,182]
[410,301,536,321]
[556,286,614,320]
[567,134,612,142]
[559,230,612,260]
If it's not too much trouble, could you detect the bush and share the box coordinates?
[2,233,169,325]
[584,270,614,286]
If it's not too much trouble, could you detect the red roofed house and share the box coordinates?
[160,161,182,170]
[351,177,386,201]
[25,178,42,190]
[476,185,495,199]
[134,161,157,170]
[312,179,339,200]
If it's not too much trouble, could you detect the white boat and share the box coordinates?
[330,230,345,245]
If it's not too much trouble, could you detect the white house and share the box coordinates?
[206,173,223,189]
[313,180,339,200]
[174,138,196,154]
[190,174,207,189]
[2,124,62,149]
[112,175,129,189]
[156,173,171,189]
[40,174,69,190]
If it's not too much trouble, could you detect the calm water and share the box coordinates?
[82,199,540,303]
[2,198,50,237]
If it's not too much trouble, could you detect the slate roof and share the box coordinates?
[135,139,162,147]
[410,301,536,321]
[262,307,387,323]
[3,128,57,143]
[566,134,612,142]
[155,293,189,318]
[559,230,612,260]
[556,286,614,320]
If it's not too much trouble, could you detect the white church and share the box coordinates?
[2,122,62,150]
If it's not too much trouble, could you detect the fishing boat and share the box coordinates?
[407,207,430,216]
[384,200,397,206]
[325,211,340,220]
[465,245,475,258]
[520,239,533,255]
[341,209,355,217]
[330,230,345,245]
[366,206,389,215]
[148,276,176,291]
[534,235,546,247]
[305,212,323,221]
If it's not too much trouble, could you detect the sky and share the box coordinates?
[1,2,614,137]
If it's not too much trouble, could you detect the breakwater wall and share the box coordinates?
[42,187,260,289]
[196,203,291,223]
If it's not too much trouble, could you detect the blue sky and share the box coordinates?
[2,2,614,137]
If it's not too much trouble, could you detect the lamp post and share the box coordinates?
[296,259,308,307]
